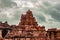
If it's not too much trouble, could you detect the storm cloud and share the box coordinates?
[0,0,17,8]
[0,0,60,29]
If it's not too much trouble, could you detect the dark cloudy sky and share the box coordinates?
[0,0,60,30]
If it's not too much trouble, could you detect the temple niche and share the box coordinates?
[0,10,60,40]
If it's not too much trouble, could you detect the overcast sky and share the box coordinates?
[0,0,60,30]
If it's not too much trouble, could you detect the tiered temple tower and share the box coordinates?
[3,10,46,40]
[18,10,38,27]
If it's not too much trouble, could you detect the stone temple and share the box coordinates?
[0,10,60,40]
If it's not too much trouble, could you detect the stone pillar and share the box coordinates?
[51,32,55,40]
[0,30,2,38]
[47,32,50,40]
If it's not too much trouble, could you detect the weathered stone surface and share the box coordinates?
[0,10,60,40]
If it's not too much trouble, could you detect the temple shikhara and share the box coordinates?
[0,10,60,40]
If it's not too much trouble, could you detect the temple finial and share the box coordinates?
[26,9,32,14]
